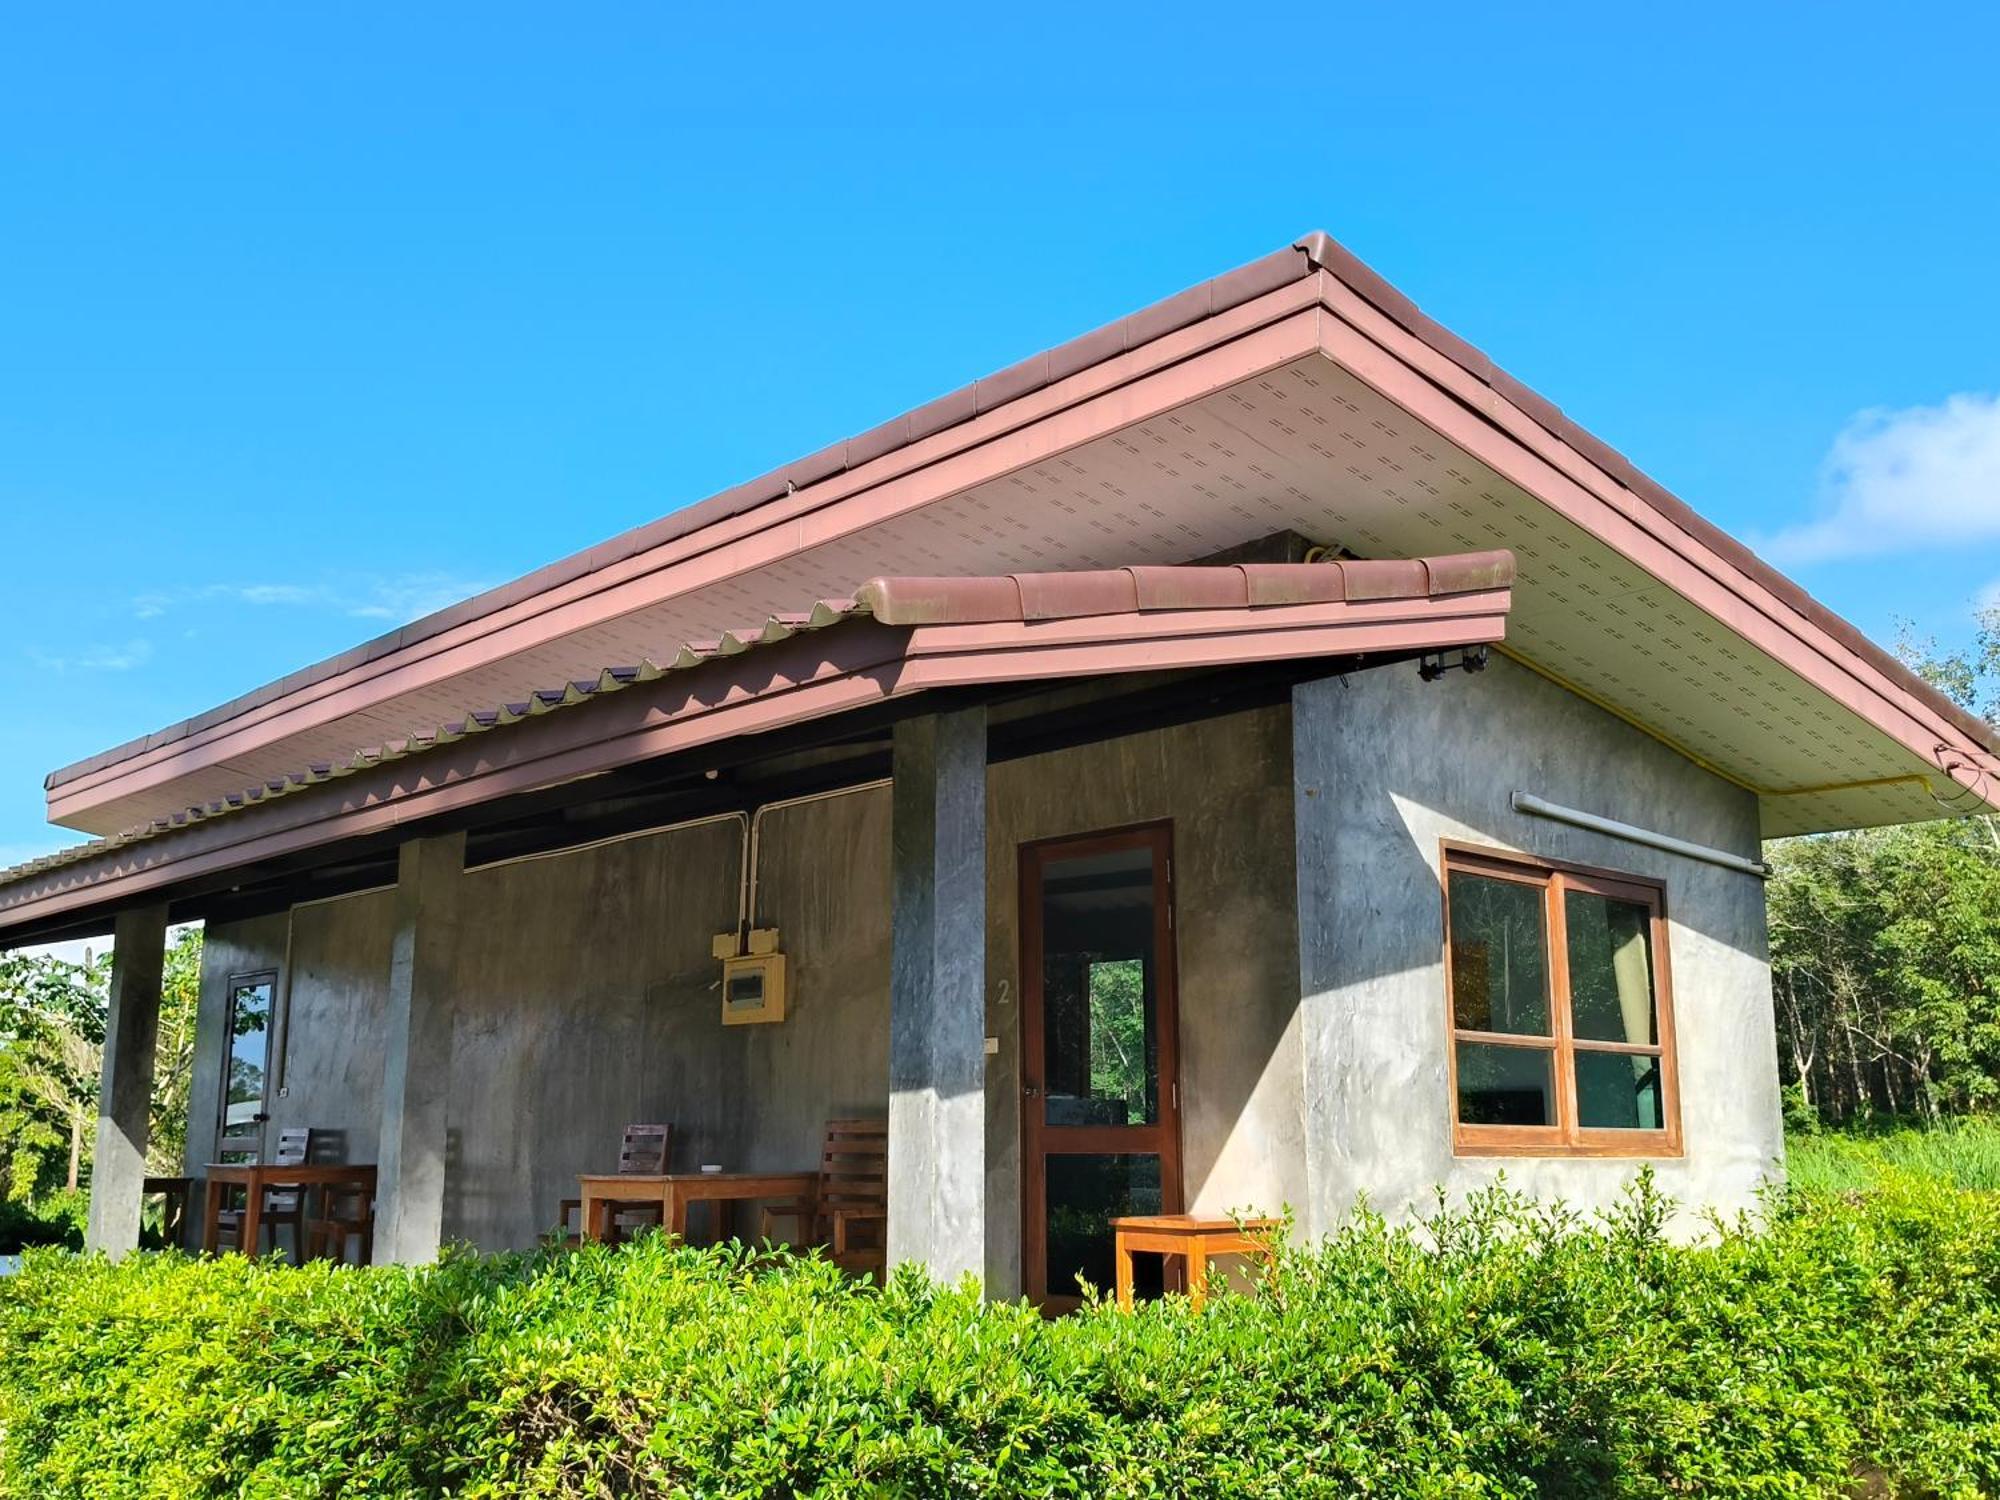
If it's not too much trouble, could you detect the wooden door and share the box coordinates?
[1020,823,1182,1309]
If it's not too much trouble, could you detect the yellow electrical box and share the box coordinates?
[715,928,786,1025]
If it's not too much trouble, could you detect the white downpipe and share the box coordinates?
[1510,791,1770,879]
[742,779,893,933]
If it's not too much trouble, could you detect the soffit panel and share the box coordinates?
[68,354,1976,840]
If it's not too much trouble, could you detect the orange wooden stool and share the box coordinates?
[1110,1213,1280,1311]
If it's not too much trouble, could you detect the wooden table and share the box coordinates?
[201,1163,377,1256]
[143,1175,192,1246]
[1111,1213,1280,1312]
[576,1171,817,1245]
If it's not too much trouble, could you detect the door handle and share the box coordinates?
[1022,1084,1040,1098]
[252,1112,271,1124]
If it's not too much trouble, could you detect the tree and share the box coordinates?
[1767,607,2000,1124]
[0,947,107,1199]
[149,933,203,1174]
[0,928,204,1203]
[1895,607,2000,724]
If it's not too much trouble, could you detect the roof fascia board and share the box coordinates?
[893,597,1509,691]
[46,235,1999,835]
[49,285,1328,829]
[1307,288,2000,802]
[4,591,1508,934]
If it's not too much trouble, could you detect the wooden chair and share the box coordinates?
[308,1180,376,1267]
[213,1128,313,1260]
[761,1118,888,1281]
[556,1123,673,1245]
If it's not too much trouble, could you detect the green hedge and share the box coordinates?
[3,1174,1997,1497]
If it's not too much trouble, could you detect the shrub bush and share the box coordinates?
[3,1174,1997,1497]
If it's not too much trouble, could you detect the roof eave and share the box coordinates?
[37,230,2000,839]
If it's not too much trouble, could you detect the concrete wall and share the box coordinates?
[189,894,397,1174]
[984,706,1306,1297]
[187,706,1305,1282]
[443,801,890,1248]
[185,911,284,1176]
[183,654,1781,1270]
[1292,653,1783,1236]
[283,891,397,1166]
[195,797,892,1252]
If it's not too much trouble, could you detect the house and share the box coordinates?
[4,233,1994,1299]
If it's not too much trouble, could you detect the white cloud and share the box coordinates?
[28,575,488,681]
[236,583,334,608]
[132,572,491,628]
[26,638,155,673]
[339,573,490,623]
[1763,392,2000,565]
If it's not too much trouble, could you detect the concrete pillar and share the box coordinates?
[374,831,465,1264]
[1292,674,1345,1241]
[85,903,169,1259]
[887,706,987,1282]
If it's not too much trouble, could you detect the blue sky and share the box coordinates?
[3,3,1998,864]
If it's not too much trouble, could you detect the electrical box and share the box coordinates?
[714,928,786,1025]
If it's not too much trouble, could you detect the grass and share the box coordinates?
[1785,1114,2000,1193]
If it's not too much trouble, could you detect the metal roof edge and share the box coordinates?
[44,228,1998,806]
[46,237,1324,795]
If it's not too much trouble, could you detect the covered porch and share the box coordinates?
[6,548,1514,1297]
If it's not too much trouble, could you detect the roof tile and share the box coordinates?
[1337,558,1432,601]
[0,551,1511,893]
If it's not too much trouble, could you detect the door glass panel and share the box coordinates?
[220,976,273,1158]
[1045,1153,1163,1299]
[1447,873,1551,1036]
[1564,891,1659,1045]
[1041,846,1158,1127]
[1454,1041,1555,1126]
[1575,1050,1665,1130]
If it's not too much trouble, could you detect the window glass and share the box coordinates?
[1565,891,1658,1045]
[1444,852,1675,1152]
[1086,958,1148,1121]
[1447,872,1551,1037]
[1454,1042,1556,1126]
[215,974,276,1162]
[1045,1153,1163,1298]
[1041,847,1158,1127]
[224,977,272,1134]
[1575,1050,1665,1130]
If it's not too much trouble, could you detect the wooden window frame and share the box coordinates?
[1440,842,1683,1159]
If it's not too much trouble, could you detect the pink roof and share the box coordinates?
[0,554,1514,935]
[26,232,2000,842]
